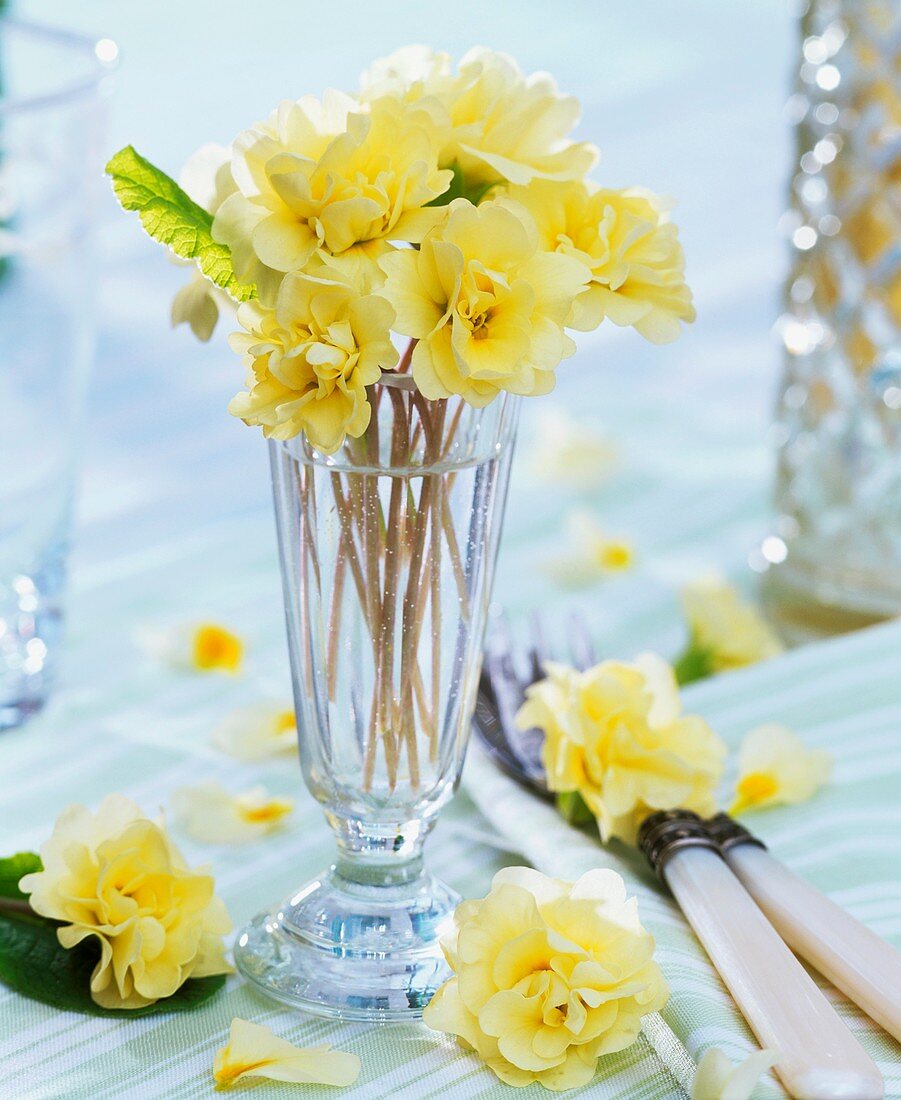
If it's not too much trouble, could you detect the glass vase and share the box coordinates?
[235,378,519,1019]
[763,0,901,639]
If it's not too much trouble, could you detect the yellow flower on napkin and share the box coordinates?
[171,782,293,844]
[681,576,783,675]
[518,654,726,844]
[691,1047,778,1100]
[213,1018,361,1088]
[731,724,832,815]
[137,620,244,674]
[423,867,667,1091]
[19,795,232,1010]
[211,703,297,761]
[543,510,634,588]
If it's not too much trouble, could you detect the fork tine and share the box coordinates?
[569,612,598,671]
[527,610,550,683]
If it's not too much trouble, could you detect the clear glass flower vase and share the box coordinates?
[235,378,519,1019]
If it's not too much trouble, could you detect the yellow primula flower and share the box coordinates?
[507,181,695,343]
[691,1047,778,1100]
[211,702,297,761]
[213,91,452,295]
[228,268,397,451]
[361,46,598,189]
[544,510,634,588]
[214,1018,361,1088]
[731,724,832,815]
[137,620,244,674]
[171,142,239,341]
[172,782,293,844]
[517,654,726,844]
[379,197,589,406]
[19,795,232,1010]
[423,866,667,1091]
[681,576,783,674]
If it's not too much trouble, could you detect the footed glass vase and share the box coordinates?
[235,378,519,1019]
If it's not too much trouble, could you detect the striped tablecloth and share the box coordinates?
[6,2,900,1096]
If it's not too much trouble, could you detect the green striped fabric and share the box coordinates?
[2,615,900,1098]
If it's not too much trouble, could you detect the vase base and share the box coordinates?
[234,866,459,1020]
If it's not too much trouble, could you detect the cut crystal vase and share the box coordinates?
[235,378,519,1019]
[765,0,901,638]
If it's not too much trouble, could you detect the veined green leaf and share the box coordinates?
[105,145,256,302]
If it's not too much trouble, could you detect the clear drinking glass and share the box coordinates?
[0,20,114,728]
[236,380,519,1019]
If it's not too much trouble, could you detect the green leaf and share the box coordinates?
[0,853,41,901]
[105,145,256,302]
[673,644,714,686]
[0,910,226,1016]
[427,161,498,208]
[555,790,596,828]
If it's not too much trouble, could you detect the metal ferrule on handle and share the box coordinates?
[707,812,901,1046]
[638,811,884,1100]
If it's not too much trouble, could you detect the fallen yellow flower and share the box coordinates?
[423,867,667,1091]
[19,795,232,1010]
[518,654,726,844]
[137,620,244,675]
[211,702,297,761]
[213,1018,361,1088]
[543,510,634,588]
[172,782,294,844]
[681,576,783,675]
[691,1047,778,1100]
[731,724,832,815]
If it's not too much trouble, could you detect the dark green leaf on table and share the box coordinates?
[0,852,41,901]
[0,909,226,1016]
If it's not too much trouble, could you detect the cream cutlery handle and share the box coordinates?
[726,842,901,1045]
[663,846,883,1100]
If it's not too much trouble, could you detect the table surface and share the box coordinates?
[5,2,900,1097]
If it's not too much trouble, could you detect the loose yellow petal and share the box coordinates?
[528,409,618,492]
[172,782,293,844]
[211,703,297,761]
[136,620,245,675]
[691,1047,778,1100]
[214,1018,361,1089]
[730,724,832,814]
[543,510,634,588]
[681,575,783,674]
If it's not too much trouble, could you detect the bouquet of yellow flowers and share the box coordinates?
[108,45,693,796]
[108,45,693,455]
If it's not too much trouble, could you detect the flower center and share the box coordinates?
[737,771,779,806]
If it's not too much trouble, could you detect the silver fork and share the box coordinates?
[470,611,696,1097]
[475,611,598,794]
